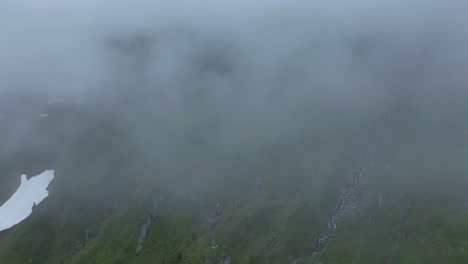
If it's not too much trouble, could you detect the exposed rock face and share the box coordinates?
[290,108,395,263]
[204,215,221,249]
[135,192,163,255]
[72,237,85,250]
[85,226,99,241]
[136,216,151,255]
[205,253,231,264]
[148,197,160,221]
[379,194,384,208]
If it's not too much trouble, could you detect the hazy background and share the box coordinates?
[0,0,467,185]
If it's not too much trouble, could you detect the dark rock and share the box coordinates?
[136,193,163,255]
[148,197,160,221]
[204,215,221,249]
[205,253,231,264]
[71,237,84,250]
[85,226,99,241]
[135,216,151,255]
[290,108,395,263]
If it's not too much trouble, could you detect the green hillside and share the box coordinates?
[0,87,467,264]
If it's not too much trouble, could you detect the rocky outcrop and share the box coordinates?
[148,197,160,221]
[136,216,151,255]
[135,192,163,255]
[204,215,221,249]
[290,108,395,263]
[205,253,231,264]
[72,237,85,251]
[379,194,384,208]
[85,226,99,241]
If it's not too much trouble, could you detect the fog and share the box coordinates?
[0,0,467,183]
[1,1,468,261]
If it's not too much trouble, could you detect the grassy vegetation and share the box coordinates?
[1,90,468,263]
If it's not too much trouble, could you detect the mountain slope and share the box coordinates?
[0,88,468,264]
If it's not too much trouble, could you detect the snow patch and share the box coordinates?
[0,170,55,231]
